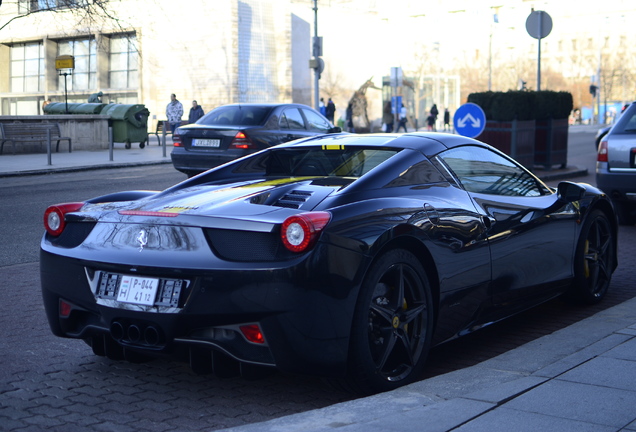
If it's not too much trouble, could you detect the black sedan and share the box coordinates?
[171,103,341,176]
[41,132,617,395]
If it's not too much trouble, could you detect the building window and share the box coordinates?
[19,0,88,12]
[10,42,44,93]
[109,35,138,89]
[58,38,96,91]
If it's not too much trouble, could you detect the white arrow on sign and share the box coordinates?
[457,113,481,128]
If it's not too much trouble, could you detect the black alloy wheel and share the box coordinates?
[345,249,433,395]
[567,209,614,304]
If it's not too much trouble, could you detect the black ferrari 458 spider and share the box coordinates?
[41,132,618,394]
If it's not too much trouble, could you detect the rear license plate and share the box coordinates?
[193,138,220,147]
[116,275,159,306]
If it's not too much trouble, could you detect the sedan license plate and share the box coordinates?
[116,275,159,306]
[193,138,220,147]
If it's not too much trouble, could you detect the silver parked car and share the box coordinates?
[596,101,636,225]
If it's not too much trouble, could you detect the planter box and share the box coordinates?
[477,119,536,168]
[534,118,569,169]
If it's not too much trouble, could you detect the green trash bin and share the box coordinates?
[68,103,106,114]
[102,104,150,149]
[43,102,83,114]
[43,102,106,114]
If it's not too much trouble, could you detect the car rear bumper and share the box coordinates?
[170,147,252,174]
[596,163,636,202]
[39,241,366,377]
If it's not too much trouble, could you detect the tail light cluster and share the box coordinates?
[229,131,255,149]
[597,140,608,162]
[281,212,331,253]
[44,202,85,236]
[173,131,182,147]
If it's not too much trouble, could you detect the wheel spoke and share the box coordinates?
[402,302,426,324]
[395,329,415,366]
[395,264,405,311]
[375,328,397,372]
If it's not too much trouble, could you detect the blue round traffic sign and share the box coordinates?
[454,103,486,138]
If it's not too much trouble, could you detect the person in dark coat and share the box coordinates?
[346,103,355,133]
[188,100,205,124]
[430,104,439,131]
[443,108,451,131]
[325,98,336,123]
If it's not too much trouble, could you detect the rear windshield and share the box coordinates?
[197,106,272,126]
[235,147,401,177]
[614,106,636,133]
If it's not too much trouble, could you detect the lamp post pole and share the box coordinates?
[313,0,320,111]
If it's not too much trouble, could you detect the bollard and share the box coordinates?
[46,128,52,166]
[162,121,167,158]
[109,126,114,161]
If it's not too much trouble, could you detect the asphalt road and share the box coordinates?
[2,130,635,431]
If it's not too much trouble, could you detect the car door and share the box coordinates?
[437,145,578,308]
[278,107,312,142]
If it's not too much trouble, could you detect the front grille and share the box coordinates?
[274,190,313,209]
[47,222,97,248]
[204,228,296,262]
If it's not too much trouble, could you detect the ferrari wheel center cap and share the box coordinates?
[392,316,400,328]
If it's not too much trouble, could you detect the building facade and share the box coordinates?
[0,0,311,129]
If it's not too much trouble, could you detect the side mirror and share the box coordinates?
[557,181,586,203]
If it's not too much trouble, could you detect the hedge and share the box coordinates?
[467,91,573,121]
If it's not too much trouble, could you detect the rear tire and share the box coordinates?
[565,210,614,304]
[342,249,433,395]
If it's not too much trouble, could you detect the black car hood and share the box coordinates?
[86,178,342,223]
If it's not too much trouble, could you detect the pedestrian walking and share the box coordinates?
[396,104,408,132]
[443,108,451,131]
[166,94,184,134]
[326,98,336,123]
[426,113,435,131]
[188,100,205,124]
[430,104,439,131]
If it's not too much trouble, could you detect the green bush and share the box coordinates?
[467,91,573,121]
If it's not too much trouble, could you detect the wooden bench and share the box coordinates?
[0,122,72,155]
[153,120,187,143]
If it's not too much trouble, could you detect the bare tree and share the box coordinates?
[1,0,132,35]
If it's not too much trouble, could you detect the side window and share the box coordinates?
[302,108,331,132]
[438,146,544,197]
[279,108,305,130]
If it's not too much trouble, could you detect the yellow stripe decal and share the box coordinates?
[322,144,344,150]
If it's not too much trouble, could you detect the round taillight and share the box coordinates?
[281,212,331,253]
[44,202,84,236]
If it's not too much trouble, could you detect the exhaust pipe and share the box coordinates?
[144,326,160,346]
[110,321,124,340]
[127,324,141,343]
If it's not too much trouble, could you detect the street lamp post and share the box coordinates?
[312,0,321,111]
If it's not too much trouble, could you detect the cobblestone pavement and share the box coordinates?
[0,262,354,432]
[2,224,635,431]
